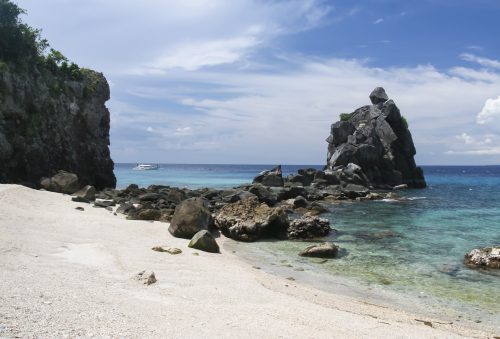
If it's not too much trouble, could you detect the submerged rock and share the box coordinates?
[188,230,220,253]
[464,246,500,269]
[299,242,339,258]
[168,198,212,239]
[215,197,289,242]
[287,215,331,239]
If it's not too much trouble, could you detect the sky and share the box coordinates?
[15,0,500,165]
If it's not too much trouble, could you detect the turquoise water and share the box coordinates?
[114,163,323,189]
[115,164,500,328]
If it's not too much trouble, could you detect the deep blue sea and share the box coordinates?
[115,164,500,328]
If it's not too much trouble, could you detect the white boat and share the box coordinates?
[133,163,159,170]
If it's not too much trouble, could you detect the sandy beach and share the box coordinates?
[0,184,495,338]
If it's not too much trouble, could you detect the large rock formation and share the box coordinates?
[0,64,116,189]
[326,87,426,188]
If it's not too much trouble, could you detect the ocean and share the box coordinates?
[115,164,500,329]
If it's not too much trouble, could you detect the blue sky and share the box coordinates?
[16,0,500,165]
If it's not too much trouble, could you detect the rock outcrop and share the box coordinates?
[287,215,331,239]
[464,246,500,269]
[326,87,426,188]
[0,63,116,189]
[253,165,284,187]
[215,197,289,242]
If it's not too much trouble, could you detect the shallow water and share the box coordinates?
[115,164,500,329]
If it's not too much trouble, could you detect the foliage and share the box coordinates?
[401,116,409,129]
[0,0,47,64]
[0,0,81,79]
[80,68,100,97]
[339,113,352,121]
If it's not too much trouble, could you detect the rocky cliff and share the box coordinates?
[326,87,426,188]
[0,64,116,189]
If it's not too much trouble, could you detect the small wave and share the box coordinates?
[407,197,427,201]
[381,199,398,202]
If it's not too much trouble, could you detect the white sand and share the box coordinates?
[0,184,495,338]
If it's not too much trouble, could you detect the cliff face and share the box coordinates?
[0,64,116,189]
[326,87,426,188]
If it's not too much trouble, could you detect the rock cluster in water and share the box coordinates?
[0,64,116,189]
[325,87,426,188]
[464,246,500,269]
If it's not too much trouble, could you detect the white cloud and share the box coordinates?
[175,127,193,136]
[457,133,474,144]
[461,53,500,70]
[150,36,259,72]
[16,0,332,74]
[466,45,483,51]
[446,148,500,155]
[477,96,500,124]
[373,18,384,24]
[110,55,500,164]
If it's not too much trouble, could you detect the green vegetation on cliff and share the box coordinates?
[0,0,82,79]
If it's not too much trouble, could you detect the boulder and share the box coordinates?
[287,215,331,239]
[249,184,278,206]
[71,185,96,202]
[94,198,115,208]
[299,242,339,258]
[215,197,289,242]
[136,209,161,221]
[369,87,389,104]
[168,198,212,239]
[325,88,426,188]
[40,171,80,194]
[188,230,220,253]
[253,165,284,187]
[138,193,161,201]
[292,195,308,208]
[464,246,500,269]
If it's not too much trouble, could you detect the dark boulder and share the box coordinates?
[215,197,289,242]
[168,198,213,239]
[249,184,278,206]
[292,195,308,208]
[72,185,96,203]
[188,230,220,253]
[253,165,284,187]
[287,215,331,239]
[369,87,389,104]
[40,171,80,194]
